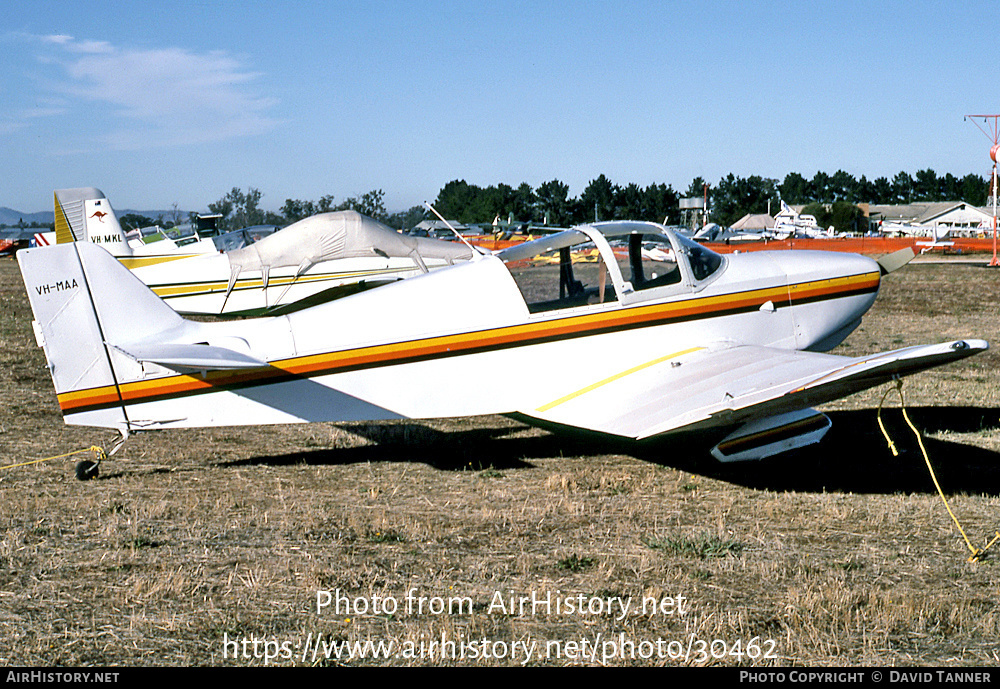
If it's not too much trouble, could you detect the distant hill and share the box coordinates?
[0,206,194,227]
[0,208,53,226]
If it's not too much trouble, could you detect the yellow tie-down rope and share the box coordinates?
[1,445,107,473]
[877,379,1000,563]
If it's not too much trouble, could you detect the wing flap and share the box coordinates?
[525,339,987,440]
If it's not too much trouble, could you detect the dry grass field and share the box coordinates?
[1,254,999,667]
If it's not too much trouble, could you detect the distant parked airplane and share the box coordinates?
[50,188,474,316]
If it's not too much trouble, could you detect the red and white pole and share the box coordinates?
[991,144,999,267]
[967,115,1000,266]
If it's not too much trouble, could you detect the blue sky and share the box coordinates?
[2,0,996,214]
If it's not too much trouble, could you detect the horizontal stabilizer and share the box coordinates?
[876,247,916,275]
[109,343,268,371]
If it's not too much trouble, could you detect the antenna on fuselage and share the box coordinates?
[423,202,484,255]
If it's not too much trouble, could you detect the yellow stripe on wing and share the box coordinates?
[148,266,421,298]
[535,346,704,412]
[118,255,202,269]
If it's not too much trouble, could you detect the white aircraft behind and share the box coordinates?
[54,187,219,256]
[52,188,474,316]
[880,221,951,242]
[773,201,840,239]
[18,221,985,478]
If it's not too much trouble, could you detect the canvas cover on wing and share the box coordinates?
[525,340,987,439]
[226,211,473,276]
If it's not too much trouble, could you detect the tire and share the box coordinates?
[75,460,99,481]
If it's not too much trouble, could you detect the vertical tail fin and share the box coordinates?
[17,242,184,430]
[54,188,133,256]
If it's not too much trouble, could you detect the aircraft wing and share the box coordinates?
[524,339,987,440]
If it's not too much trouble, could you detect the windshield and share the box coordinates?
[673,232,724,281]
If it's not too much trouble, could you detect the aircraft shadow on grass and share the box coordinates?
[633,406,1000,495]
[222,406,1000,496]
[222,421,548,473]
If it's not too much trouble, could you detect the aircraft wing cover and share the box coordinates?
[226,211,472,275]
[527,340,987,439]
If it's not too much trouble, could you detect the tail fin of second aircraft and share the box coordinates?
[54,188,132,256]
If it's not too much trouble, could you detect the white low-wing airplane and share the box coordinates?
[52,188,474,316]
[18,221,986,476]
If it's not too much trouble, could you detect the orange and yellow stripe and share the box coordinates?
[57,270,880,415]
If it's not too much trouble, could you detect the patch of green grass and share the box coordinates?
[366,529,406,543]
[129,535,160,549]
[642,533,743,559]
[556,554,594,572]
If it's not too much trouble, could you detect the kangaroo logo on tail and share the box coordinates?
[53,189,131,255]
